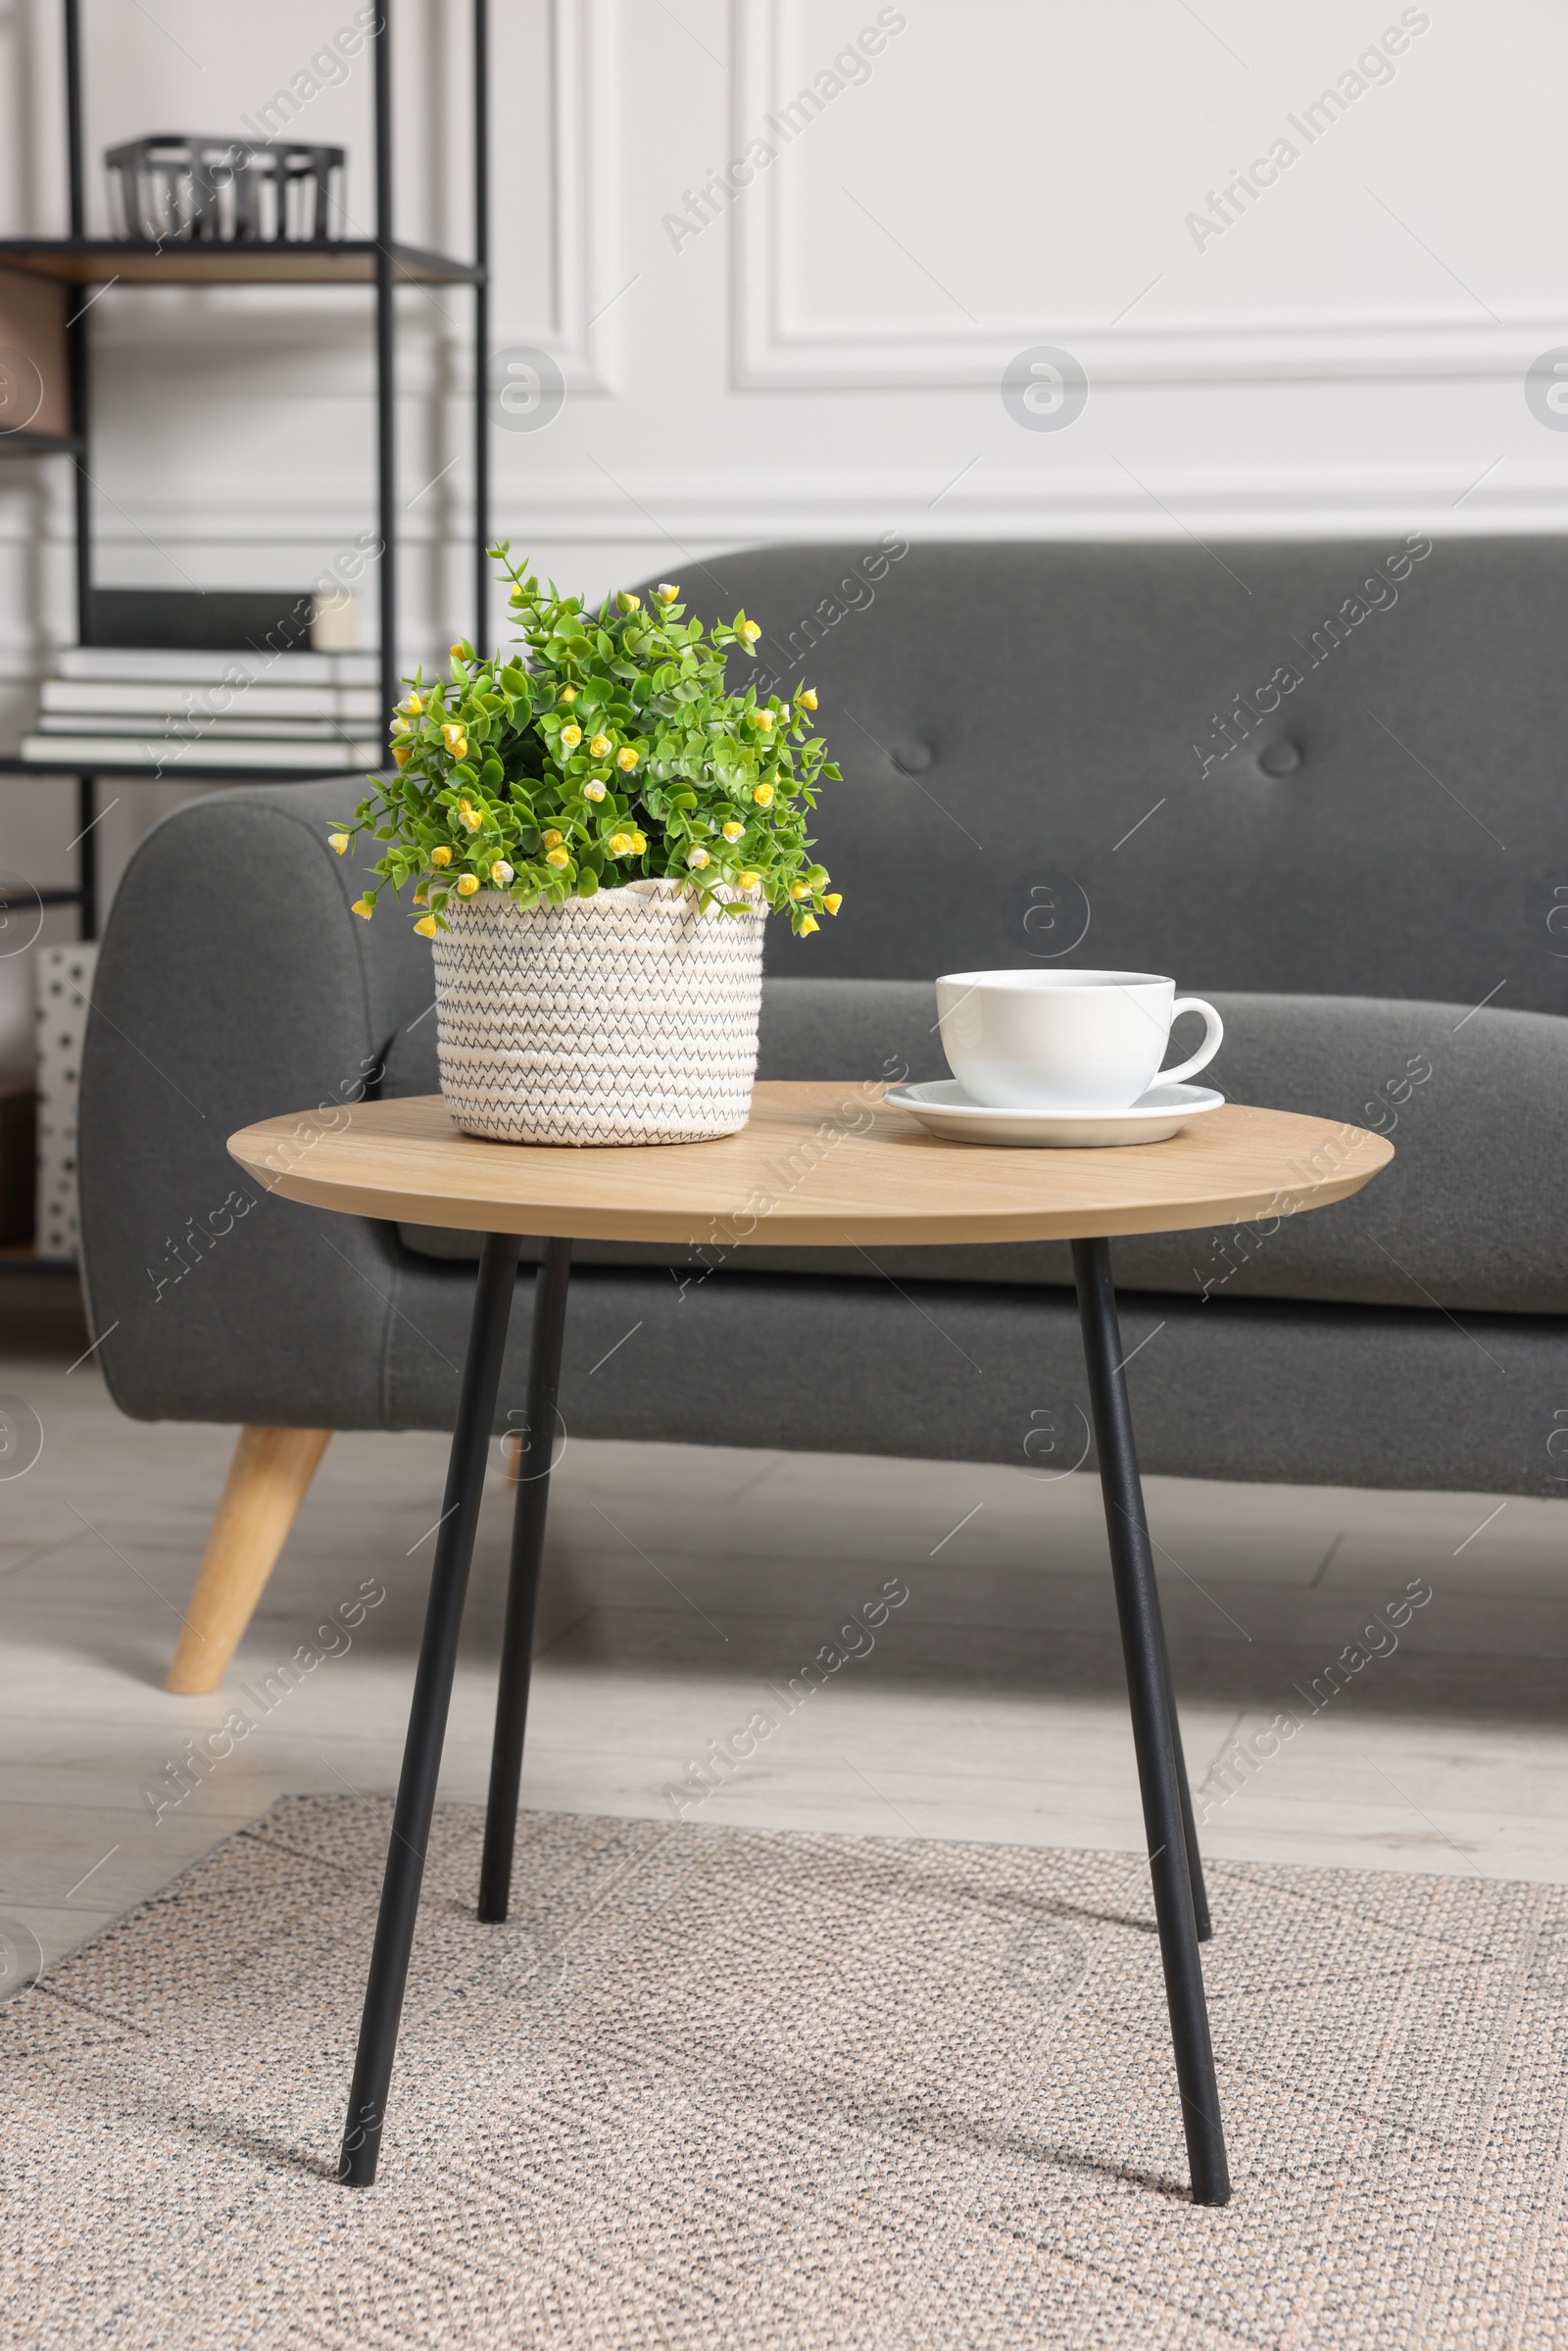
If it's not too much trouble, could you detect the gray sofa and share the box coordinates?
[79,537,1568,1557]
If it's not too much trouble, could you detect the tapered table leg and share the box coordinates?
[1163,1643,1212,1941]
[338,1231,521,2187]
[479,1237,572,1924]
[1070,1236,1231,2207]
[1137,1501,1211,1941]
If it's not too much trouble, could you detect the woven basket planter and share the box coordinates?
[429,879,766,1146]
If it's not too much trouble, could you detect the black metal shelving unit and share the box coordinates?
[0,0,492,941]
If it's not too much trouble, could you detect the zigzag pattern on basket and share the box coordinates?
[430,880,765,1145]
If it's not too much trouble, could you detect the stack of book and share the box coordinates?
[22,646,385,771]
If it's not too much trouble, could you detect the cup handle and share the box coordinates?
[1160,997,1224,1088]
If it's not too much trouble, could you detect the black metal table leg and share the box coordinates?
[1163,1644,1212,1941]
[338,1231,521,2187]
[479,1237,572,1923]
[1136,1500,1212,1941]
[1070,1236,1231,2207]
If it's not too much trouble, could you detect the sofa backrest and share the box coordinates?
[648,538,1567,1013]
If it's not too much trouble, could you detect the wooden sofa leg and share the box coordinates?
[165,1426,333,1694]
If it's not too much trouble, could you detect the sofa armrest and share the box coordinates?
[79,781,435,1426]
[1110,991,1568,1313]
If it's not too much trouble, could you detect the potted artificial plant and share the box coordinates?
[332,548,842,1146]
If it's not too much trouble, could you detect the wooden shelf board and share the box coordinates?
[0,1245,77,1274]
[0,238,481,287]
[0,431,79,458]
[0,754,386,785]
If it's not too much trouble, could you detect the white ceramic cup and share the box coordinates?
[934,969,1224,1111]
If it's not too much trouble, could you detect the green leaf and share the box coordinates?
[361,547,846,938]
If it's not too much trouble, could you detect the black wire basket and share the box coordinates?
[104,133,345,244]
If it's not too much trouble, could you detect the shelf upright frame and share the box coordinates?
[20,0,491,943]
[473,0,490,648]
[62,0,96,937]
[372,1,398,732]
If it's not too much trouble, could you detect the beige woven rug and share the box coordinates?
[2,1796,1564,2349]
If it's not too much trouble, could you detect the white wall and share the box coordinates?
[1,0,1565,1066]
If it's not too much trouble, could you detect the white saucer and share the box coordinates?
[883,1078,1226,1149]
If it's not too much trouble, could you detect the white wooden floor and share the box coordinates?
[3,1275,1565,1987]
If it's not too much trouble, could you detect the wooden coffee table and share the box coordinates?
[229,1082,1393,2204]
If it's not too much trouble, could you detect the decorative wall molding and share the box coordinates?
[729,0,1567,393]
[739,311,1568,394]
[41,465,1568,555]
[500,0,619,394]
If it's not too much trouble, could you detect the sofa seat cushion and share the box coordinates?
[381,979,1567,1316]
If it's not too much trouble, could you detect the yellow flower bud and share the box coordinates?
[737,868,760,890]
[542,828,563,848]
[561,724,582,750]
[389,715,410,736]
[460,805,482,832]
[751,709,774,731]
[752,783,774,807]
[615,746,639,771]
[351,898,373,920]
[687,847,710,869]
[630,830,647,853]
[791,881,812,900]
[450,642,468,661]
[442,723,466,754]
[739,619,760,645]
[823,892,842,914]
[657,582,679,603]
[491,859,514,884]
[721,820,744,842]
[799,914,819,936]
[608,832,633,856]
[414,915,437,938]
[546,847,570,869]
[327,831,349,855]
[430,846,452,866]
[392,746,412,767]
[589,734,612,759]
[798,688,818,710]
[414,889,428,906]
[584,779,607,802]
[559,685,576,703]
[617,590,640,613]
[457,873,479,896]
[402,693,424,715]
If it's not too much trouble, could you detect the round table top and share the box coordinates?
[227,1083,1392,1249]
